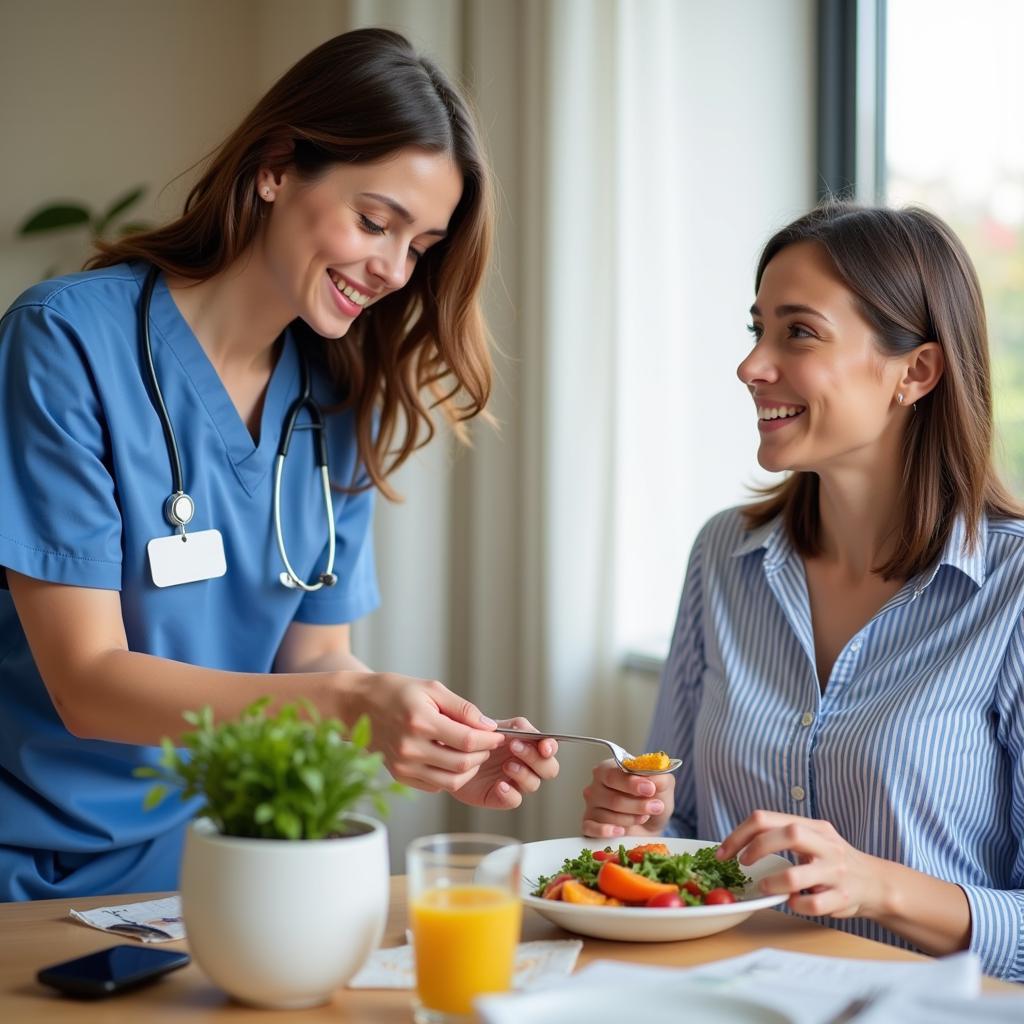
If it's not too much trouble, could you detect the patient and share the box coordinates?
[581,201,1024,981]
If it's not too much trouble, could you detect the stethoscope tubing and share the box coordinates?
[139,264,337,591]
[139,266,185,496]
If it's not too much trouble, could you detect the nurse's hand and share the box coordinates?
[347,673,505,793]
[452,718,560,810]
[582,758,675,838]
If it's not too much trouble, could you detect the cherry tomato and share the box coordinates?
[592,849,617,862]
[704,887,736,905]
[645,891,684,909]
[541,873,573,899]
[681,880,702,898]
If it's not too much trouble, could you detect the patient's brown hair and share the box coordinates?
[743,200,1023,579]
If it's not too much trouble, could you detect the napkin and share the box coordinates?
[68,895,185,942]
[475,949,992,1024]
[347,939,582,990]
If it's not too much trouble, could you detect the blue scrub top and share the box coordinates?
[0,263,380,900]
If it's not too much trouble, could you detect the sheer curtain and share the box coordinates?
[294,0,816,862]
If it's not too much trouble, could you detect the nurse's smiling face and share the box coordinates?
[257,147,463,338]
[736,241,907,475]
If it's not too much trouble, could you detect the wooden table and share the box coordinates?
[1,881,1016,1021]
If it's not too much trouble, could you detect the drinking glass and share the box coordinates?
[407,833,523,1024]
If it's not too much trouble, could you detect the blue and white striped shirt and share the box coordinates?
[647,506,1024,981]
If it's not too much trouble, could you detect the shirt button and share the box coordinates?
[850,640,862,652]
[800,712,814,727]
[790,785,805,801]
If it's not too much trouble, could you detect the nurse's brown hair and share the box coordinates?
[743,200,1023,579]
[87,28,493,498]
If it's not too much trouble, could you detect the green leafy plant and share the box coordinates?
[17,185,152,242]
[135,699,406,841]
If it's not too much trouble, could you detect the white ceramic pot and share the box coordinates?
[180,814,388,1009]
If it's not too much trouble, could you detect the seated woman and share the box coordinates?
[581,201,1024,981]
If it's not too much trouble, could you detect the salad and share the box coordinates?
[531,842,750,908]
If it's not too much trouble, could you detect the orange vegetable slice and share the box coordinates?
[627,843,670,862]
[596,861,679,902]
[561,880,608,905]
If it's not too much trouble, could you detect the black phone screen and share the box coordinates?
[37,944,190,997]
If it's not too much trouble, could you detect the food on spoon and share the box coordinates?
[531,843,749,908]
[621,751,671,771]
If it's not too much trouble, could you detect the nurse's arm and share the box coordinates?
[273,621,369,674]
[7,571,503,795]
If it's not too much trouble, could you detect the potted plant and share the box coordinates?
[138,699,404,1009]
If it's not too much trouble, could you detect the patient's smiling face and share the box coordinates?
[736,240,907,476]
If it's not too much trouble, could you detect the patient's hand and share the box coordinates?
[582,758,675,838]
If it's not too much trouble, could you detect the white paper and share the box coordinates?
[857,991,1024,1024]
[68,895,184,942]
[475,948,992,1024]
[347,939,582,990]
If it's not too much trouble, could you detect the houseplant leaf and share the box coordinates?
[135,698,408,840]
[94,186,146,237]
[117,220,152,237]
[18,204,91,235]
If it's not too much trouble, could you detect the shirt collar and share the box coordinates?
[919,513,988,591]
[730,509,989,588]
[730,515,793,574]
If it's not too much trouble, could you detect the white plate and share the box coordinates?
[477,982,791,1023]
[521,836,789,942]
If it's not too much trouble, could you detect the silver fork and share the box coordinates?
[495,728,682,776]
[104,921,175,940]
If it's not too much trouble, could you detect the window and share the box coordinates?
[885,0,1024,489]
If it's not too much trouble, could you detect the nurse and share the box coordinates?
[0,28,557,901]
[581,202,1024,980]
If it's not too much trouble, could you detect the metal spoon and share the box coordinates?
[495,728,682,776]
[104,922,176,940]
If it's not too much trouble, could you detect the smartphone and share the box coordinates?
[36,944,190,998]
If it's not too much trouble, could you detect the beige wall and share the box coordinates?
[0,0,370,308]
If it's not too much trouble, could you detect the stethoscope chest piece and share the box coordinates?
[164,491,195,531]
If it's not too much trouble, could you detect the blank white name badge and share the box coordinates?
[147,529,227,588]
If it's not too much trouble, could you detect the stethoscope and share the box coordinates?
[139,265,338,591]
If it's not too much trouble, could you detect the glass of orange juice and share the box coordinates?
[407,833,522,1024]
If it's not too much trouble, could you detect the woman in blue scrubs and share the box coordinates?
[0,28,557,900]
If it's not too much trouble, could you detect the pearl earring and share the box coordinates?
[897,393,905,406]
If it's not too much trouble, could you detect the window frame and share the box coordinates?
[817,0,887,202]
